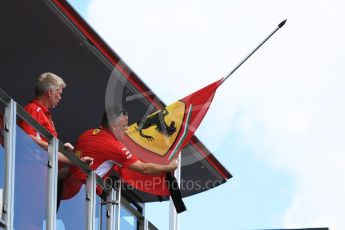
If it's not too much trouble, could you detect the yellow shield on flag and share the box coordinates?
[126,101,185,156]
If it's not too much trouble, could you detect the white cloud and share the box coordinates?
[86,0,345,228]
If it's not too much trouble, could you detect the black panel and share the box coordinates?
[0,0,231,202]
[0,0,110,143]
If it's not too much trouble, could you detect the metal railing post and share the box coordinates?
[105,188,116,230]
[86,171,96,230]
[3,99,16,230]
[115,180,121,230]
[46,137,58,230]
[143,218,149,230]
[169,153,181,230]
[139,203,148,230]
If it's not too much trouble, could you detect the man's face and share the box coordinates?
[47,87,63,108]
[111,115,128,140]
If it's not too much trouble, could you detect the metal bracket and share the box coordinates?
[86,193,91,201]
[2,203,7,214]
[100,200,119,205]
[4,123,9,132]
[47,160,52,168]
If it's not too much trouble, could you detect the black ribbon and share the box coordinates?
[165,172,187,213]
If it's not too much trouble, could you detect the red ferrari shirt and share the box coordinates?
[61,127,138,199]
[19,99,57,142]
[75,127,138,176]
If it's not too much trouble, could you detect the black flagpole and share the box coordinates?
[221,19,287,85]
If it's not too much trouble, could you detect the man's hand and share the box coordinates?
[129,158,180,175]
[64,142,74,151]
[81,156,94,166]
[168,158,180,172]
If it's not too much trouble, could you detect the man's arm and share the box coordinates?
[29,135,93,165]
[128,159,179,175]
[30,135,71,163]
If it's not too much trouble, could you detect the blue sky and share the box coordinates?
[67,0,345,229]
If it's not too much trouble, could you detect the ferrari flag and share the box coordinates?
[120,78,222,196]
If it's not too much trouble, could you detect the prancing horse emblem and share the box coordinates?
[136,109,177,141]
[126,101,186,157]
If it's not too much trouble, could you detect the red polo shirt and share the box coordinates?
[19,99,57,142]
[62,127,138,199]
[75,127,138,177]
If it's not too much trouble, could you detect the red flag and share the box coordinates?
[120,79,222,196]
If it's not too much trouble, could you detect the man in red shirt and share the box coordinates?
[62,106,179,199]
[19,72,93,163]
[21,73,79,160]
[19,73,93,214]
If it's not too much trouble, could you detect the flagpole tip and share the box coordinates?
[278,19,287,28]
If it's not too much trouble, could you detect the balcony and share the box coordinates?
[0,88,158,230]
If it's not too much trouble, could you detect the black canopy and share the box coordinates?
[0,0,231,202]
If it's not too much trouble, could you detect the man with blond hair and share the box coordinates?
[19,72,93,214]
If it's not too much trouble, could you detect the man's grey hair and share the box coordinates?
[35,72,66,96]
